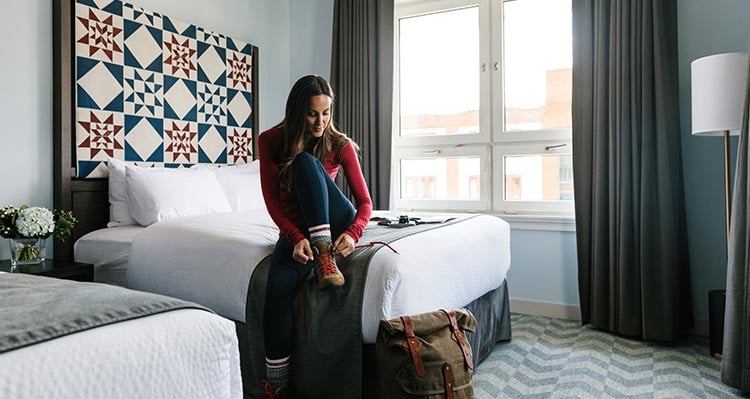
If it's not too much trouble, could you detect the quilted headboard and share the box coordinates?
[53,0,260,260]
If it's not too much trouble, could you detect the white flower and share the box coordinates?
[0,205,15,219]
[15,207,55,238]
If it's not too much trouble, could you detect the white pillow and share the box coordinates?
[195,161,265,212]
[107,157,137,227]
[126,165,232,226]
[217,161,264,212]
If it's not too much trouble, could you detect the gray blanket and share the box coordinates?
[244,215,476,399]
[0,273,210,354]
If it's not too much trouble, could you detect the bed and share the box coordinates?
[0,272,242,399]
[75,209,511,344]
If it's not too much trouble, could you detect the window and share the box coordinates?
[394,0,573,215]
[398,6,481,140]
[394,145,490,210]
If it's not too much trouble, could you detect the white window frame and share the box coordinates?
[394,0,491,147]
[492,141,574,214]
[393,144,491,211]
[393,0,574,218]
[489,0,572,145]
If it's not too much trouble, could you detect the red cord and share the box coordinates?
[354,241,400,254]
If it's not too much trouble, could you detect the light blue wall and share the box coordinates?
[289,0,335,83]
[677,0,750,321]
[0,1,54,259]
[506,229,579,306]
[0,0,294,259]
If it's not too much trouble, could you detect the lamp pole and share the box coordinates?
[709,130,733,360]
[723,130,732,249]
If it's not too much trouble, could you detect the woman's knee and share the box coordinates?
[291,152,321,174]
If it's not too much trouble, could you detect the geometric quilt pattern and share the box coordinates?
[227,127,253,165]
[75,0,256,177]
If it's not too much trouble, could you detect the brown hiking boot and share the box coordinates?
[311,241,345,288]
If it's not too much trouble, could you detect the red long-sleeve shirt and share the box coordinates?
[258,127,373,245]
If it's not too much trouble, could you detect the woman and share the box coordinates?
[257,75,373,397]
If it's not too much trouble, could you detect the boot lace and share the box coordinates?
[315,250,337,276]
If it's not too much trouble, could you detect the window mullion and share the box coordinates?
[479,0,491,146]
[490,0,504,143]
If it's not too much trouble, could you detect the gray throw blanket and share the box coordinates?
[0,273,210,354]
[244,215,476,398]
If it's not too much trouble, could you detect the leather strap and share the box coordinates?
[443,362,455,399]
[446,310,474,370]
[401,316,425,378]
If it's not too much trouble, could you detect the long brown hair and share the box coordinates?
[276,75,357,186]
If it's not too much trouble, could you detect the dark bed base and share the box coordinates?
[236,280,511,398]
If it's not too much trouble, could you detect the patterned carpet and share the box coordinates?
[474,314,748,398]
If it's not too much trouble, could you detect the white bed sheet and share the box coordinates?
[0,304,242,399]
[126,210,511,343]
[74,225,144,286]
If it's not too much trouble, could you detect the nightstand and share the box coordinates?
[0,259,94,282]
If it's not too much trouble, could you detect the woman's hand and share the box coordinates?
[293,239,314,264]
[333,232,355,257]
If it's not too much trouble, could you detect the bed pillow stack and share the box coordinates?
[106,159,265,227]
[192,161,264,212]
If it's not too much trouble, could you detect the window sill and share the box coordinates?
[390,209,576,232]
[495,214,576,232]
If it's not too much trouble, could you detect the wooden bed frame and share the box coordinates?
[52,0,260,261]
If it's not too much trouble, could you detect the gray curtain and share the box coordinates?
[722,60,750,392]
[330,0,394,209]
[571,0,693,341]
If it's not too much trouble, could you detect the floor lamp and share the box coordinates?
[691,52,749,357]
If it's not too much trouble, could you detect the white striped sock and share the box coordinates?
[265,356,290,388]
[309,224,331,241]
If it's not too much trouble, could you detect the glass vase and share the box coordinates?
[9,237,46,266]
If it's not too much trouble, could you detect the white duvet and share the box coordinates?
[127,210,279,322]
[0,308,242,399]
[127,210,511,343]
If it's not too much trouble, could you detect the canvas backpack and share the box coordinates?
[376,308,477,398]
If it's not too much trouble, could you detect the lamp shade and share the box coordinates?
[691,52,749,136]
